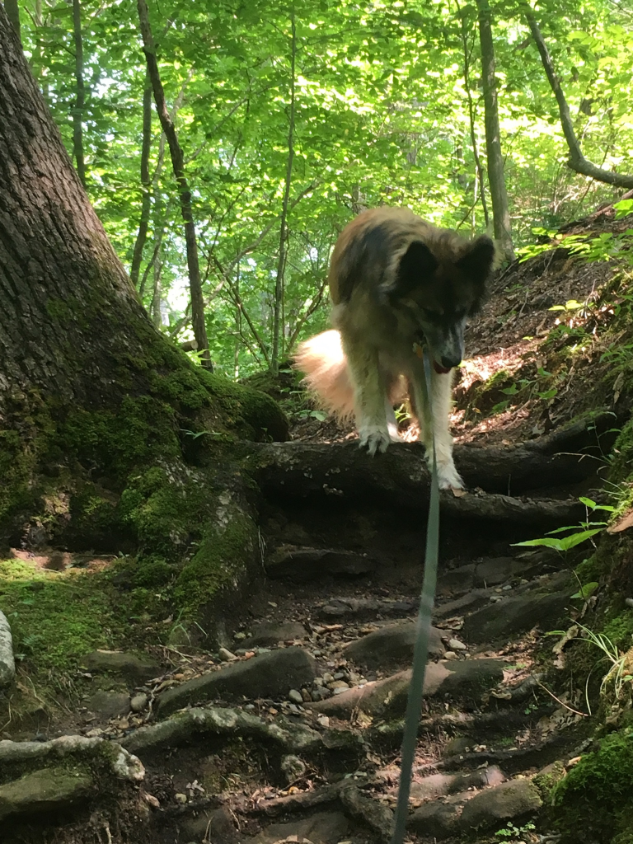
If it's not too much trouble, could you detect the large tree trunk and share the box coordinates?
[475,0,514,260]
[0,6,286,636]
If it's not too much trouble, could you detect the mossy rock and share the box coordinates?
[552,728,633,843]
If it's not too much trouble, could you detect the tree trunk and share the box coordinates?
[271,9,297,375]
[475,0,514,260]
[136,0,212,370]
[524,8,633,190]
[4,0,20,43]
[130,76,153,288]
[72,0,86,187]
[0,5,287,632]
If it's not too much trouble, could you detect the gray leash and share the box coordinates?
[390,349,441,844]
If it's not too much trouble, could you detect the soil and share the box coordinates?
[2,202,633,844]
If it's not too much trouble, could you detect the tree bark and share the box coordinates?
[72,0,86,187]
[475,0,514,260]
[524,9,633,190]
[130,77,153,288]
[271,9,297,374]
[136,0,212,370]
[4,0,20,43]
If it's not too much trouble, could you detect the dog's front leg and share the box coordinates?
[344,341,391,456]
[410,363,464,490]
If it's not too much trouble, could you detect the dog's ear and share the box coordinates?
[456,235,496,286]
[390,241,438,298]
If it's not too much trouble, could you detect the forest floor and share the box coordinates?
[1,200,633,844]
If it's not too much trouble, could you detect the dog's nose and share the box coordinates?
[441,355,461,370]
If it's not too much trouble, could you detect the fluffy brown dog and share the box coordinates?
[295,207,495,489]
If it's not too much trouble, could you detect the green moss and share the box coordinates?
[553,728,633,843]
[174,508,257,616]
[0,559,124,672]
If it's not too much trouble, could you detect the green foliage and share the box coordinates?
[513,497,614,553]
[16,0,633,375]
[495,821,536,840]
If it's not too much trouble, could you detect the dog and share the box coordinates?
[294,207,495,489]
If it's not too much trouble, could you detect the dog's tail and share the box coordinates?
[293,330,356,421]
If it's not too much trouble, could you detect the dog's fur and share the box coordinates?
[295,207,495,489]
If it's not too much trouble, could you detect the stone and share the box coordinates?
[178,806,238,844]
[459,778,543,830]
[130,693,149,713]
[448,638,467,650]
[280,754,307,782]
[344,621,445,670]
[340,786,393,840]
[87,691,131,719]
[309,658,506,718]
[219,647,237,661]
[157,648,317,716]
[266,546,376,581]
[433,589,492,619]
[0,767,93,821]
[238,810,350,844]
[242,621,307,647]
[461,592,571,643]
[0,611,15,688]
[408,798,464,838]
[82,651,161,683]
[288,689,303,704]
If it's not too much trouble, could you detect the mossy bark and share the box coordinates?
[0,6,286,632]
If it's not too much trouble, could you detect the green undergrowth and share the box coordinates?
[553,728,633,843]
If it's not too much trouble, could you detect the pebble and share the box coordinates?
[317,715,330,728]
[444,651,458,660]
[244,703,255,710]
[218,647,236,661]
[130,693,148,713]
[322,672,334,683]
[332,682,350,694]
[301,688,311,702]
[625,597,633,608]
[288,689,303,704]
[234,631,246,640]
[175,793,187,804]
[333,671,347,681]
[448,638,467,651]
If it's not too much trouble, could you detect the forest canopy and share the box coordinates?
[13,0,633,375]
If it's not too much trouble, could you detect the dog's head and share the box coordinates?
[384,234,495,373]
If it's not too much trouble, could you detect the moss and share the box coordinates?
[533,761,565,804]
[174,505,257,616]
[131,556,175,587]
[0,558,125,672]
[552,728,633,843]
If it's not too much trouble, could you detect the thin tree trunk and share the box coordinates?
[130,76,153,288]
[456,0,489,229]
[271,8,296,374]
[4,0,20,43]
[72,0,86,187]
[475,0,514,260]
[524,9,633,190]
[137,0,212,370]
[151,231,163,328]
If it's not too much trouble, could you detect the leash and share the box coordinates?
[390,348,441,844]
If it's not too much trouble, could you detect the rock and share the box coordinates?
[288,689,304,704]
[179,805,238,843]
[344,621,445,670]
[82,651,160,683]
[281,754,307,782]
[266,546,376,581]
[0,767,93,821]
[242,621,307,647]
[309,658,506,718]
[0,611,15,688]
[459,778,543,829]
[462,592,570,643]
[87,691,131,720]
[316,596,417,620]
[219,647,237,661]
[408,798,464,838]
[448,638,467,651]
[157,648,316,716]
[433,589,492,619]
[130,693,149,713]
[238,810,350,844]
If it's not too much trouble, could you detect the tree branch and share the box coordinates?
[524,8,633,190]
[72,0,86,187]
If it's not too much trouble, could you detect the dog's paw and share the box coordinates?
[359,426,391,456]
[426,454,464,490]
